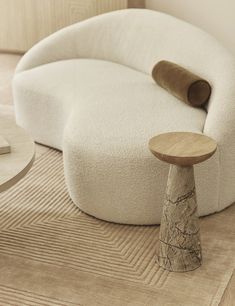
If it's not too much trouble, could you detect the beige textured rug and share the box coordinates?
[0,149,235,305]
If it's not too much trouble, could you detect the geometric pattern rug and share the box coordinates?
[0,149,235,305]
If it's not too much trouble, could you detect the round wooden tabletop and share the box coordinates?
[149,132,217,166]
[0,119,35,193]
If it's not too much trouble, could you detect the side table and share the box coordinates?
[149,132,217,272]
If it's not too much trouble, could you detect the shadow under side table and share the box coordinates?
[149,132,217,272]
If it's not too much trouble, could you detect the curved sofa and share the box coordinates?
[13,9,235,224]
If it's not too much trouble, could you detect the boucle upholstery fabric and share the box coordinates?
[152,60,211,107]
[13,9,235,224]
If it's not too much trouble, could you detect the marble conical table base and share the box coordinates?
[149,132,217,272]
[158,165,202,272]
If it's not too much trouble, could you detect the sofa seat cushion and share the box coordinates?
[14,59,207,151]
[14,58,214,224]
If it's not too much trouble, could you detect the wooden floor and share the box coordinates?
[220,270,235,306]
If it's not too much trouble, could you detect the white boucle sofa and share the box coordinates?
[13,9,235,224]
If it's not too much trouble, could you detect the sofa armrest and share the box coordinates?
[15,19,95,73]
[203,57,235,210]
[204,60,235,144]
[15,9,126,73]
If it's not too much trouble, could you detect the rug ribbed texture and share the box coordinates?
[0,149,234,306]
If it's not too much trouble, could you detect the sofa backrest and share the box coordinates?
[16,9,235,110]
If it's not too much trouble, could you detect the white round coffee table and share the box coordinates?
[0,119,35,193]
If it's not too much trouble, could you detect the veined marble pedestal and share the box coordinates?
[159,165,201,271]
[149,132,217,272]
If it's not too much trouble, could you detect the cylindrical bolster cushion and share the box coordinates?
[152,60,211,107]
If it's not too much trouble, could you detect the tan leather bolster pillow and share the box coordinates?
[152,60,211,107]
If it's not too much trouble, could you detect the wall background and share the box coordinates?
[128,0,145,8]
[146,0,235,56]
[0,0,141,53]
